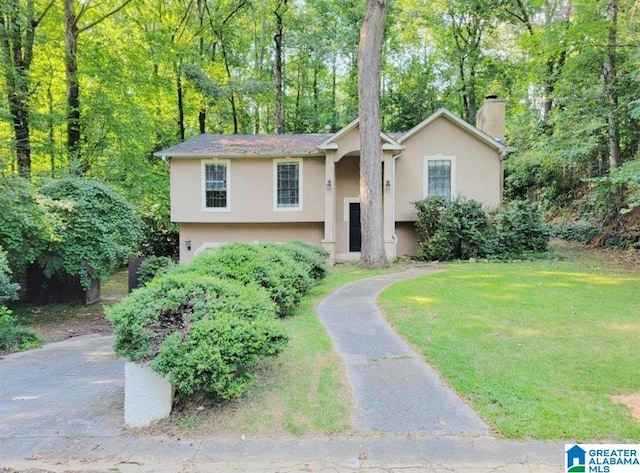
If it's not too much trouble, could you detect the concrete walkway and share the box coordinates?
[317,268,487,435]
[0,269,566,472]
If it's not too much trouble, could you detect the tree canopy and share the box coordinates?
[0,0,638,236]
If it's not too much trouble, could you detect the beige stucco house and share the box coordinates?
[157,97,510,264]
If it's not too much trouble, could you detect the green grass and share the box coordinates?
[379,260,640,441]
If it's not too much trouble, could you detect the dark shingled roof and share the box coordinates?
[155,133,332,158]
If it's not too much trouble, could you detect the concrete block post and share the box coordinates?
[124,362,175,427]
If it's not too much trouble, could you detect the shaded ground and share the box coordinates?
[10,269,128,345]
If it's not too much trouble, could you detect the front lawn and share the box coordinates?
[379,260,640,441]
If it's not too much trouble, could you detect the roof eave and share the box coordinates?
[157,152,326,159]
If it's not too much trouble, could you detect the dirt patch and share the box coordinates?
[29,309,113,344]
[611,393,640,423]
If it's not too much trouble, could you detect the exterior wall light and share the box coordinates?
[185,238,192,251]
[326,179,332,190]
[385,180,391,191]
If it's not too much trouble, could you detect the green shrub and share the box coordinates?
[0,307,42,352]
[494,201,550,256]
[152,312,287,401]
[414,198,550,261]
[107,272,285,401]
[181,242,313,317]
[277,241,329,281]
[0,247,20,304]
[290,239,329,259]
[107,273,277,362]
[137,256,175,286]
[414,198,493,261]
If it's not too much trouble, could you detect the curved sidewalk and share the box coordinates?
[317,267,488,435]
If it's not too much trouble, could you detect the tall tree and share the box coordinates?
[63,0,133,172]
[0,0,54,178]
[273,0,287,134]
[358,0,389,269]
[603,0,620,169]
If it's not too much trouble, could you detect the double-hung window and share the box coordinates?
[203,160,230,211]
[274,159,302,210]
[424,156,455,201]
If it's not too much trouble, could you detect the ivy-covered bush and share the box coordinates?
[39,177,142,288]
[414,197,550,261]
[0,176,52,278]
[136,256,175,286]
[181,242,314,317]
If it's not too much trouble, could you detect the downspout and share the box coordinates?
[391,150,403,257]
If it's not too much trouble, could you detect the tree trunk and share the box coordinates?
[603,0,620,169]
[0,0,52,178]
[8,84,31,178]
[273,0,286,134]
[357,0,389,269]
[176,66,185,141]
[64,0,82,171]
[63,0,133,173]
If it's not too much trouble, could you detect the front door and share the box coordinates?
[349,202,361,252]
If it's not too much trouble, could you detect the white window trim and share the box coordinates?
[273,158,303,211]
[423,154,456,200]
[202,159,231,212]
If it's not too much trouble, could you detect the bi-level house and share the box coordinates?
[156,97,511,263]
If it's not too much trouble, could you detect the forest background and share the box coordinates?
[1,0,639,259]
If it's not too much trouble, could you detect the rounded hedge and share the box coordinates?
[277,241,329,281]
[106,273,278,362]
[180,242,314,317]
[153,313,287,400]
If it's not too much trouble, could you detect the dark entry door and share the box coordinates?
[349,202,361,252]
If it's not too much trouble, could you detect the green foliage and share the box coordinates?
[108,241,328,401]
[107,271,286,401]
[138,211,179,258]
[0,175,52,275]
[0,306,43,353]
[153,312,287,401]
[273,241,329,281]
[589,159,640,214]
[38,177,142,288]
[107,273,277,362]
[551,218,603,245]
[414,197,493,261]
[182,242,314,317]
[0,247,20,304]
[493,201,551,255]
[136,256,175,286]
[414,197,550,261]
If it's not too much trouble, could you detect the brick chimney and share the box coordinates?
[476,95,506,142]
